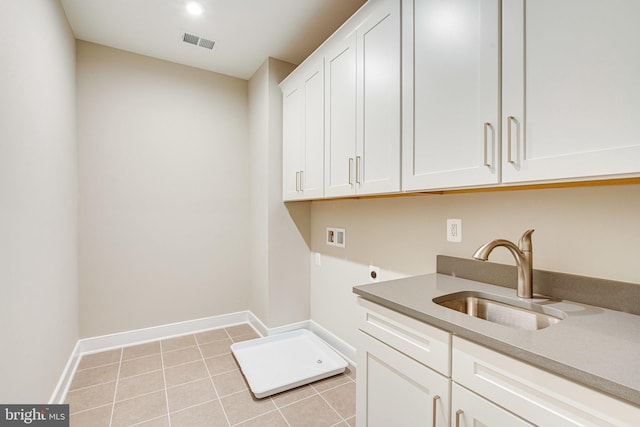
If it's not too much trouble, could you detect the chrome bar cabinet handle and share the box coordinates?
[348,158,354,185]
[483,122,492,167]
[507,115,516,164]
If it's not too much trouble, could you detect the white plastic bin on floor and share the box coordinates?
[230,329,347,398]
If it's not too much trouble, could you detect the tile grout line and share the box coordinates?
[74,360,120,373]
[314,384,351,425]
[128,414,169,427]
[68,366,167,395]
[91,332,231,366]
[67,380,118,402]
[159,340,173,427]
[113,367,164,383]
[267,391,347,427]
[271,401,293,427]
[227,408,290,427]
[167,397,218,416]
[197,332,232,427]
[118,343,163,363]
[318,392,349,426]
[205,365,239,378]
[107,348,123,427]
[271,393,319,411]
[165,375,227,394]
[68,403,112,417]
[111,386,167,406]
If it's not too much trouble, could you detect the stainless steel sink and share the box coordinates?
[433,291,566,330]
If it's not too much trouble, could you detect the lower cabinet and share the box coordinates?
[356,298,451,427]
[357,331,449,427]
[452,337,639,427]
[356,299,640,427]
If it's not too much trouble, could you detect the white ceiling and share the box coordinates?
[61,0,367,80]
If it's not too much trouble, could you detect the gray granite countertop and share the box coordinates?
[353,273,640,407]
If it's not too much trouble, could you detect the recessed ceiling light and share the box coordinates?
[186,2,203,16]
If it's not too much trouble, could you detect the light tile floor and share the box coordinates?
[65,324,356,427]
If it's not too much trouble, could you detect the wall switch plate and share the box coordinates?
[447,219,462,242]
[326,227,346,248]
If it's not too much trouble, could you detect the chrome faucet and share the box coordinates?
[472,229,535,298]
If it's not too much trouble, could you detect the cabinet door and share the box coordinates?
[325,32,358,197]
[357,331,450,427]
[282,82,303,201]
[300,60,325,199]
[403,0,500,191]
[282,59,324,201]
[452,383,533,427]
[356,0,401,195]
[502,0,640,183]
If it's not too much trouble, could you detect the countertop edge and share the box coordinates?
[353,284,640,407]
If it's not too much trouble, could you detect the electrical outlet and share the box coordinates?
[369,265,380,282]
[447,219,462,242]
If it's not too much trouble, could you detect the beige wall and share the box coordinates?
[310,184,640,350]
[249,58,311,328]
[0,0,78,402]
[77,42,250,338]
[248,60,271,323]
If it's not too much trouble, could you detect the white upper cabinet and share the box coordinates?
[324,32,358,197]
[281,58,324,201]
[502,0,640,183]
[282,82,302,200]
[325,0,401,197]
[284,0,640,200]
[356,0,401,195]
[403,0,500,191]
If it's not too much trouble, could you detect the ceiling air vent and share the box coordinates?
[198,38,215,49]
[182,33,216,50]
[182,32,200,45]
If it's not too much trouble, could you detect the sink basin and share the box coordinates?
[433,291,566,330]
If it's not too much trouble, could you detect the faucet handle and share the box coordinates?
[518,229,535,252]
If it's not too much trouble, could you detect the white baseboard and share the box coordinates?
[77,311,253,355]
[49,341,81,405]
[248,314,311,338]
[50,312,356,403]
[309,320,356,365]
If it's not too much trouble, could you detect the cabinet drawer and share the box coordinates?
[453,337,640,427]
[452,383,533,427]
[357,298,451,376]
